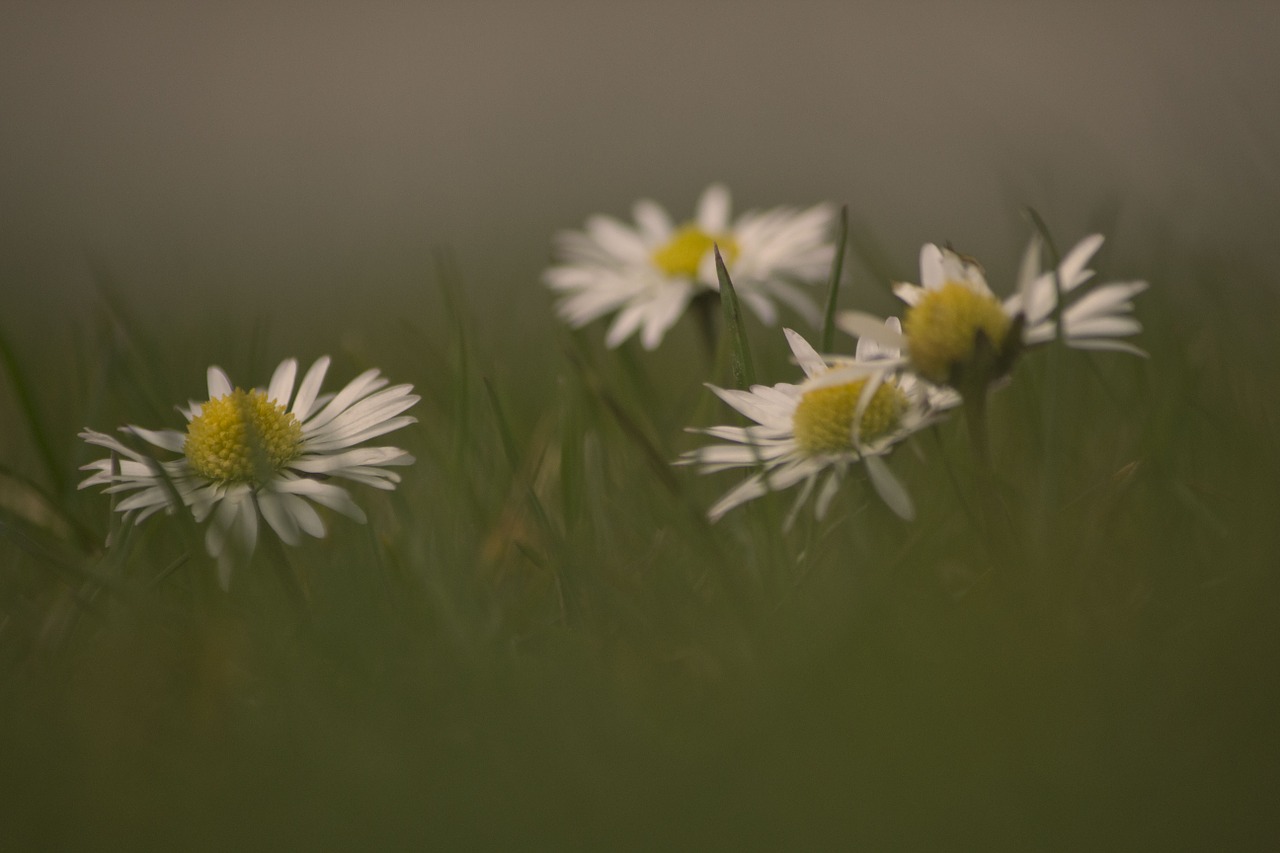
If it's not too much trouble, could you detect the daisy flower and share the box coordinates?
[680,325,958,524]
[544,183,835,349]
[838,234,1148,389]
[79,356,418,587]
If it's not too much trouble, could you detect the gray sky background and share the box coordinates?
[2,1,1277,341]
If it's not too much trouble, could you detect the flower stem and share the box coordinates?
[962,386,991,470]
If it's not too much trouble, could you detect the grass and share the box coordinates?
[1,225,1279,850]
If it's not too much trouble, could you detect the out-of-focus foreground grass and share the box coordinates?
[1,236,1278,850]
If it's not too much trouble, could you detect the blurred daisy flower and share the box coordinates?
[79,357,418,586]
[680,325,957,524]
[838,234,1148,390]
[544,183,835,349]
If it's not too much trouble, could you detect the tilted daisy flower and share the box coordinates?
[544,183,835,349]
[680,324,958,524]
[838,234,1148,389]
[79,357,418,586]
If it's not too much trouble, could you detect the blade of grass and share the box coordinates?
[0,322,64,493]
[714,245,755,389]
[820,205,849,353]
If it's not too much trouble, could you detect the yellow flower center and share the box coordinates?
[793,377,906,456]
[651,224,739,278]
[184,388,303,484]
[903,281,1011,383]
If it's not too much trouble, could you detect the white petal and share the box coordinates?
[256,492,300,546]
[267,358,299,407]
[707,473,769,522]
[633,199,673,243]
[784,328,827,378]
[291,357,331,422]
[604,302,649,349]
[919,244,946,289]
[697,184,732,233]
[303,369,389,431]
[1066,316,1142,339]
[122,426,186,452]
[739,290,777,327]
[865,454,914,520]
[275,477,367,522]
[207,366,233,399]
[290,446,414,474]
[814,472,843,520]
[639,283,695,350]
[855,317,904,361]
[1057,234,1105,292]
[764,280,820,327]
[837,312,907,350]
[586,215,649,263]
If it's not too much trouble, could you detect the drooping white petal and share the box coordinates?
[814,471,843,520]
[639,283,695,350]
[256,492,300,546]
[865,454,914,521]
[707,473,769,522]
[274,477,367,522]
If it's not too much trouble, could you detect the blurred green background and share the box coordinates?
[3,2,1280,849]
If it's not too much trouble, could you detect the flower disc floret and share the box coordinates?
[793,377,906,456]
[651,224,739,277]
[184,388,303,483]
[903,281,1011,383]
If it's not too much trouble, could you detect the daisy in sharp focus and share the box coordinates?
[79,356,418,587]
[544,183,835,350]
[837,233,1149,390]
[680,325,958,524]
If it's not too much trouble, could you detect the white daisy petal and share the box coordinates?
[784,327,828,378]
[836,312,908,350]
[919,244,946,289]
[303,369,389,431]
[267,358,298,407]
[291,356,331,422]
[865,454,914,521]
[1057,234,1105,292]
[207,366,232,399]
[633,199,673,242]
[697,184,732,233]
[256,492,301,546]
[122,426,186,453]
[275,477,367,522]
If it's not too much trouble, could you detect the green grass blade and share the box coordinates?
[0,322,65,493]
[820,205,849,353]
[714,245,755,389]
[483,376,521,475]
